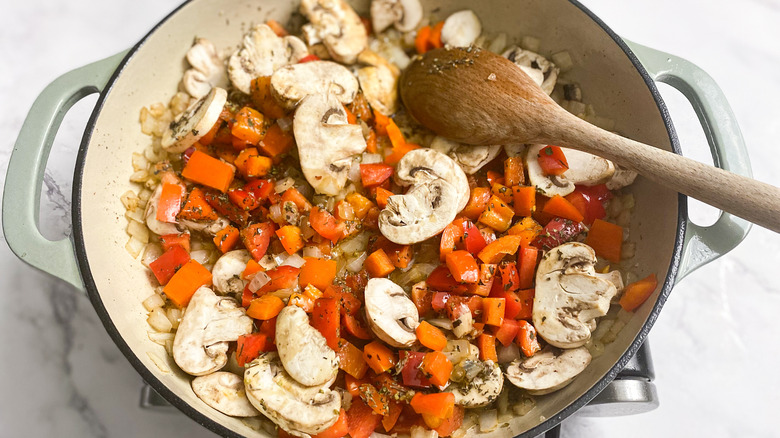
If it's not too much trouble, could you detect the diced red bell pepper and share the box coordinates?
[228,188,262,211]
[309,206,345,243]
[517,246,539,289]
[427,266,468,293]
[411,282,434,317]
[257,265,301,294]
[399,351,432,388]
[298,54,321,63]
[360,163,394,187]
[244,178,275,202]
[204,189,250,226]
[343,312,373,340]
[311,298,340,350]
[347,397,383,438]
[149,245,190,285]
[236,333,271,367]
[493,319,521,346]
[532,217,585,250]
[313,409,348,438]
[156,183,184,223]
[160,233,190,253]
[498,262,521,292]
[537,145,569,176]
[240,222,275,261]
[565,184,612,226]
[431,292,451,313]
[461,221,487,255]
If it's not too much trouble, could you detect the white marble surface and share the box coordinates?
[1,0,779,437]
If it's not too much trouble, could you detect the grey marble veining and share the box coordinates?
[2,0,779,437]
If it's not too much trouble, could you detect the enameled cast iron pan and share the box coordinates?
[3,0,752,436]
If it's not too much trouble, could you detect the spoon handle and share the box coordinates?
[547,113,780,233]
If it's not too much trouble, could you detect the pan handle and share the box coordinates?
[624,40,752,281]
[2,51,127,291]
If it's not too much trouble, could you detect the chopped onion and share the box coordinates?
[125,236,146,258]
[552,50,574,72]
[394,263,437,288]
[167,307,183,329]
[345,251,368,273]
[132,152,149,171]
[147,351,172,374]
[369,432,393,438]
[282,253,306,268]
[270,288,295,300]
[124,208,145,224]
[147,307,173,332]
[190,249,211,265]
[273,252,288,266]
[348,159,361,183]
[147,331,175,346]
[361,153,383,164]
[497,342,522,364]
[259,255,277,270]
[274,177,295,194]
[497,386,510,417]
[300,217,317,240]
[478,409,498,433]
[142,293,165,311]
[141,243,163,268]
[426,318,453,331]
[302,245,323,259]
[248,271,271,293]
[126,220,150,243]
[410,426,438,438]
[337,232,370,254]
[488,33,507,54]
[521,35,540,52]
[121,190,140,210]
[269,203,284,224]
[443,340,472,364]
[130,169,149,183]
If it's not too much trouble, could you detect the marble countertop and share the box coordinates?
[1,0,778,437]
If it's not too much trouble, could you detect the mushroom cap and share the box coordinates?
[183,38,227,99]
[379,148,469,245]
[364,278,419,348]
[227,24,308,94]
[430,136,502,175]
[532,243,619,348]
[440,10,482,48]
[357,64,399,116]
[606,165,638,190]
[370,0,423,33]
[161,87,227,153]
[178,216,231,236]
[447,360,504,407]
[300,0,368,64]
[245,353,341,437]
[275,306,339,387]
[191,372,260,417]
[271,61,359,110]
[212,250,252,295]
[502,46,559,95]
[173,287,254,376]
[293,93,367,196]
[505,346,592,395]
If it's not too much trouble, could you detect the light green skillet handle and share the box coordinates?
[625,40,752,282]
[2,52,127,291]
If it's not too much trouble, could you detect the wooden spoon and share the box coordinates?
[400,47,780,233]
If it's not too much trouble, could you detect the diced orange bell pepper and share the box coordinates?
[416,321,448,351]
[181,150,235,193]
[585,219,623,263]
[477,235,523,264]
[619,273,658,312]
[363,341,396,374]
[163,259,212,307]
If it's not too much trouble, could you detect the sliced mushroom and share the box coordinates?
[178,216,231,236]
[430,136,502,174]
[183,38,227,99]
[606,165,638,190]
[503,143,527,158]
[357,64,399,116]
[145,184,180,236]
[370,0,423,33]
[364,278,419,348]
[271,61,359,110]
[532,242,619,349]
[440,10,482,48]
[502,46,559,95]
[294,93,367,196]
[506,346,592,395]
[161,87,227,153]
[378,149,469,244]
[275,306,339,387]
[212,250,252,295]
[173,287,253,376]
[191,372,260,417]
[446,360,503,407]
[525,144,616,197]
[245,353,341,437]
[228,24,308,94]
[300,0,368,64]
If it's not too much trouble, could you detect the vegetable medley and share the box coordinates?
[125,1,660,437]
